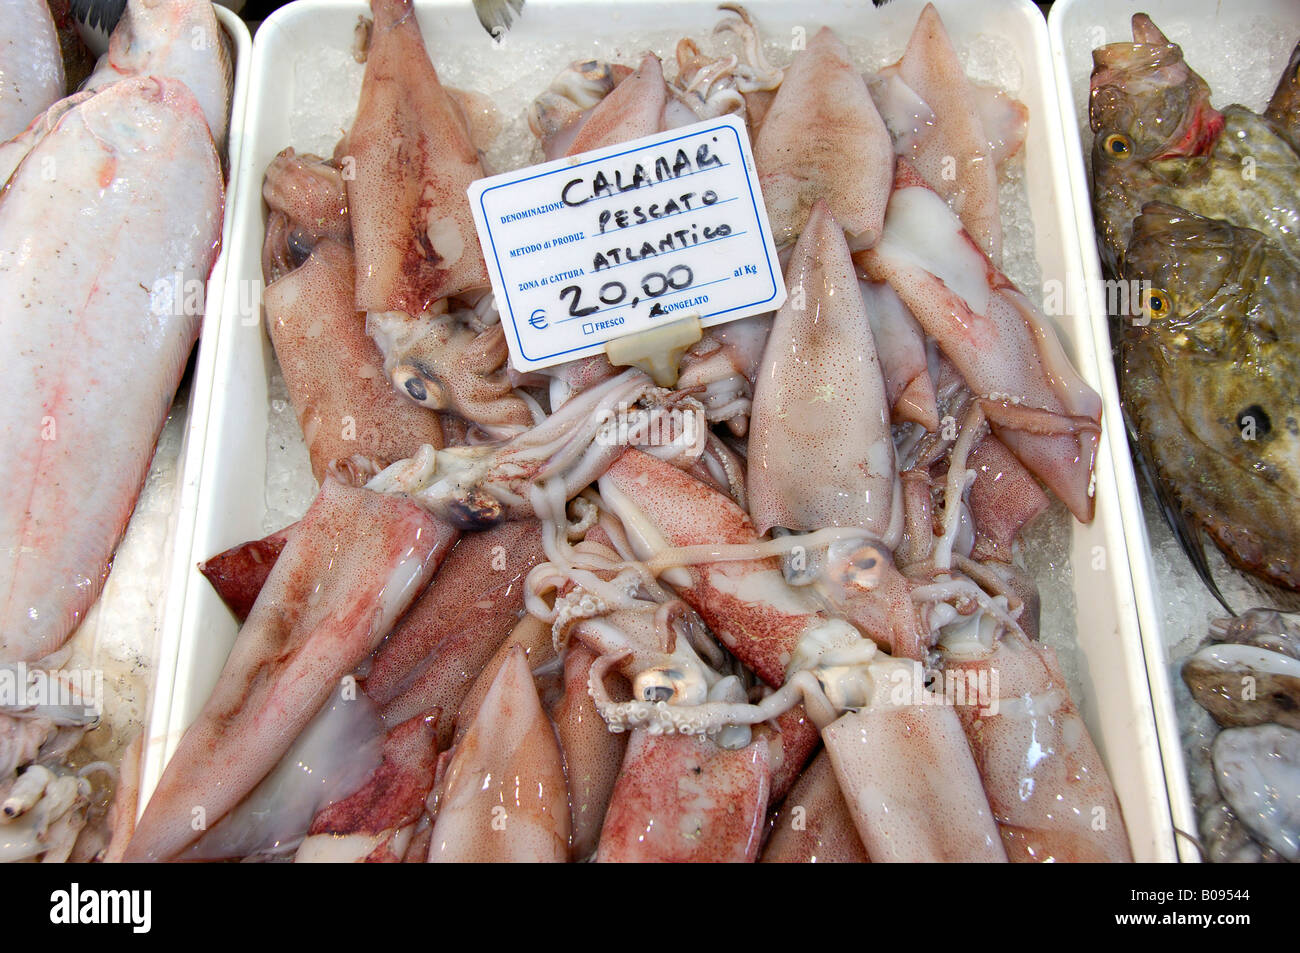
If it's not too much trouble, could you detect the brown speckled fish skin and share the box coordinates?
[1266,41,1300,156]
[1088,14,1222,274]
[1119,203,1300,591]
[1090,16,1300,274]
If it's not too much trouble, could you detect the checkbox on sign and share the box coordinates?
[582,323,595,335]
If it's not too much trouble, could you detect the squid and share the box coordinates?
[263,239,446,484]
[529,60,634,161]
[563,54,688,156]
[596,730,771,863]
[676,313,771,436]
[295,711,441,863]
[551,644,628,861]
[747,200,899,541]
[858,279,939,432]
[761,750,869,863]
[362,520,546,738]
[451,615,557,743]
[859,161,1102,522]
[941,631,1133,862]
[366,308,533,439]
[753,26,893,250]
[198,525,296,623]
[345,0,488,315]
[822,691,1009,862]
[123,481,457,861]
[871,2,1007,263]
[670,3,783,129]
[427,647,570,863]
[366,369,705,529]
[262,149,351,248]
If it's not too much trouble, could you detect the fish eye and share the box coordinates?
[1143,287,1174,319]
[1103,133,1132,157]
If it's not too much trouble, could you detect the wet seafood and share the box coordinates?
[0,0,64,142]
[859,161,1103,523]
[346,0,489,315]
[1118,203,1300,591]
[1266,41,1300,154]
[125,481,457,861]
[263,149,352,248]
[754,25,892,250]
[150,2,1137,866]
[296,711,440,863]
[82,0,234,147]
[1183,610,1300,862]
[872,3,1005,263]
[748,200,898,539]
[1090,14,1300,273]
[0,78,223,663]
[265,239,447,484]
[428,647,569,862]
[1213,724,1299,862]
[943,632,1133,862]
[760,749,867,863]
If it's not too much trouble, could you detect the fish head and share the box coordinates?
[1122,202,1294,347]
[1090,14,1223,168]
[1121,203,1300,577]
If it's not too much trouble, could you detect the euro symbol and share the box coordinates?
[529,309,548,330]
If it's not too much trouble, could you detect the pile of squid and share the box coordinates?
[125,0,1132,863]
[1,0,230,862]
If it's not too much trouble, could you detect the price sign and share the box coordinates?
[468,114,785,372]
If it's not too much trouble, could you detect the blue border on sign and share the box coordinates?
[476,117,780,367]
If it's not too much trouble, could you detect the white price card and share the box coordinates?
[468,114,786,372]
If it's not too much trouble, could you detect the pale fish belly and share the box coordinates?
[0,0,65,141]
[0,77,223,662]
[82,0,234,147]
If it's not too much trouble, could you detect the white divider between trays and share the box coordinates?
[137,5,255,815]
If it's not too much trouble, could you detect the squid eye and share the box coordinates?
[1103,133,1132,157]
[1143,287,1174,319]
[632,666,707,706]
[392,365,448,409]
[827,541,890,594]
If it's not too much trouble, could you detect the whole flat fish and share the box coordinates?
[1119,203,1300,592]
[0,0,65,141]
[0,77,223,662]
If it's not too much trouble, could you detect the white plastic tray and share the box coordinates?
[133,4,255,812]
[146,0,1176,861]
[1048,0,1300,864]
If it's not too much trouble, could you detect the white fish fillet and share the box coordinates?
[0,77,223,663]
[83,0,233,146]
[0,0,65,141]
